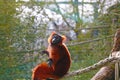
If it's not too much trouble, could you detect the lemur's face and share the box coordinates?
[51,34,62,45]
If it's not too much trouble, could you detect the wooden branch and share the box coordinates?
[64,56,120,78]
[68,35,113,46]
[113,52,120,80]
[45,25,110,31]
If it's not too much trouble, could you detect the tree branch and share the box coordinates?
[64,56,120,78]
[68,35,114,46]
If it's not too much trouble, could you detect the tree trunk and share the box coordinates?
[91,29,120,80]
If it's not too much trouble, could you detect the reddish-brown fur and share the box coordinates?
[32,32,71,80]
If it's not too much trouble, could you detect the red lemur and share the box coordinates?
[32,31,71,80]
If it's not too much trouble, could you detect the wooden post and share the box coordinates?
[114,51,120,80]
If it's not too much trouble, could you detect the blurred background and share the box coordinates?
[0,0,120,80]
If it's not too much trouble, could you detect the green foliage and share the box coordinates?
[95,3,120,32]
[0,0,16,51]
[0,1,45,80]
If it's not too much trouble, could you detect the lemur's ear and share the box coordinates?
[62,35,67,43]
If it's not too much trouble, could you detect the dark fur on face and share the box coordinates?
[51,34,62,45]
